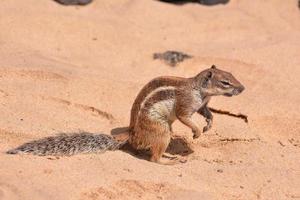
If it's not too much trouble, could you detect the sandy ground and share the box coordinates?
[0,0,300,199]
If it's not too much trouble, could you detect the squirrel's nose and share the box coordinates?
[238,85,245,93]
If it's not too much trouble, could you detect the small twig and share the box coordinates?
[278,140,285,147]
[208,107,248,123]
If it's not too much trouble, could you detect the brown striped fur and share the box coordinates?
[129,77,185,130]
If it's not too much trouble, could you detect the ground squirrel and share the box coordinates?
[7,65,244,164]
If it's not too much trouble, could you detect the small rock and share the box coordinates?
[153,50,192,67]
[198,0,229,5]
[217,169,223,173]
[54,0,92,6]
[158,0,229,6]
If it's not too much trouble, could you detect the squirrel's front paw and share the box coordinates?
[203,119,212,133]
[202,125,211,133]
[192,130,201,139]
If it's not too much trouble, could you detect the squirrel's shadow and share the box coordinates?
[111,127,194,161]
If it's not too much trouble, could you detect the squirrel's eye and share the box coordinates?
[220,80,230,86]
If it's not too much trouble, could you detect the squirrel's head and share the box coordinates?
[195,65,245,97]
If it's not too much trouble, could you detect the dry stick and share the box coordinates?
[208,107,248,123]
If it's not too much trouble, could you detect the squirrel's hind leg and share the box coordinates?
[149,131,185,165]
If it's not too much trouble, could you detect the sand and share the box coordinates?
[0,0,300,199]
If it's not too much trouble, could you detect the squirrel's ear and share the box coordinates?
[201,71,213,88]
[206,71,213,79]
[211,65,216,69]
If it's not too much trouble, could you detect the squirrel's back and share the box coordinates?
[6,132,125,156]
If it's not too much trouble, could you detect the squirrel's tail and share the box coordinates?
[6,132,128,156]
